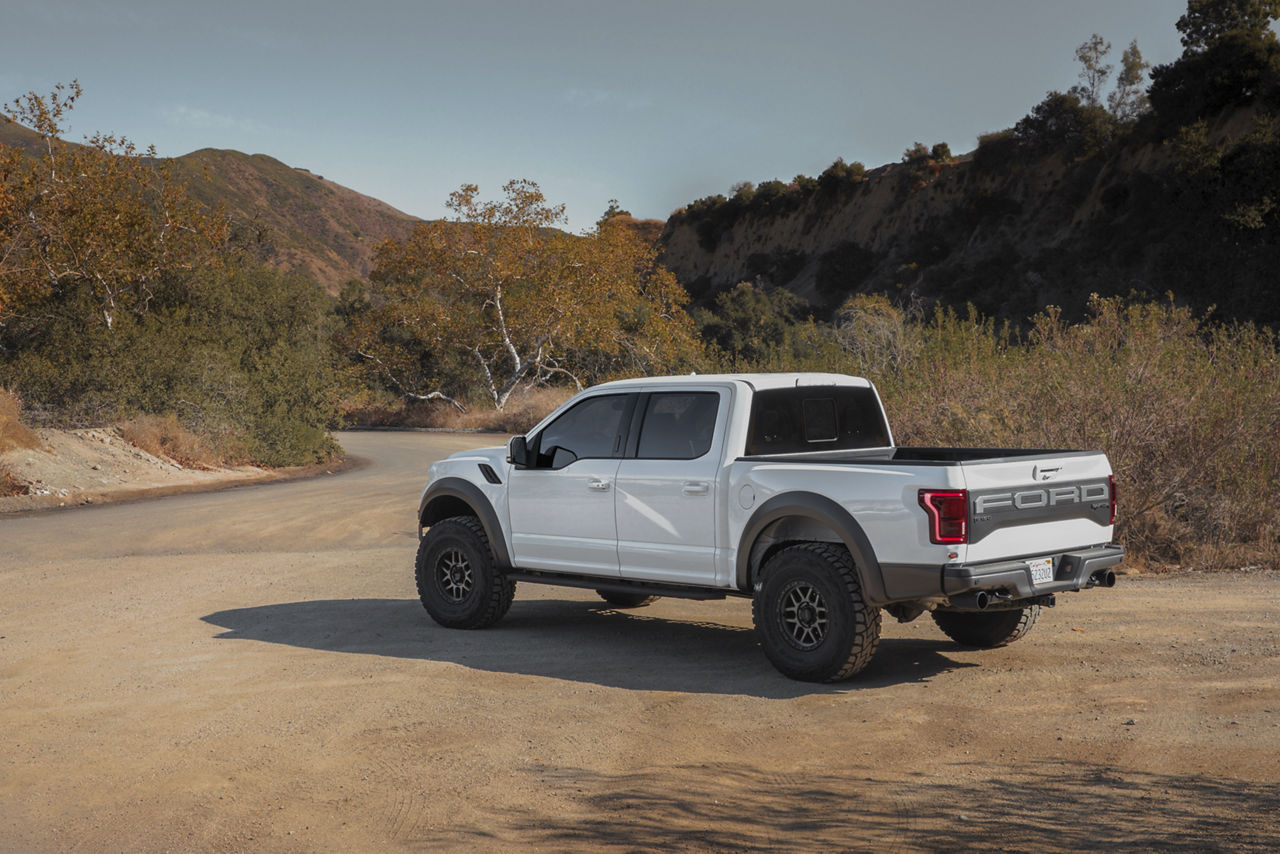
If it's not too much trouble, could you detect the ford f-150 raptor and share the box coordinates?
[414,373,1122,682]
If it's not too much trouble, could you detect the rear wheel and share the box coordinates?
[415,516,514,629]
[753,543,881,682]
[932,605,1040,648]
[595,590,659,609]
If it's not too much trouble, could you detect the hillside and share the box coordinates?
[660,105,1280,326]
[659,11,1280,327]
[0,118,419,292]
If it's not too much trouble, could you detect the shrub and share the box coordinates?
[973,129,1018,172]
[0,264,340,467]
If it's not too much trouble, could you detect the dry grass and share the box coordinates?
[837,295,1280,570]
[442,388,574,433]
[1,388,42,495]
[0,387,42,455]
[347,387,572,435]
[118,414,224,469]
[0,386,42,496]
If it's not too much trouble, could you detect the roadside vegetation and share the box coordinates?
[0,83,338,467]
[1,1,1276,569]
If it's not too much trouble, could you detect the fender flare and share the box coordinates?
[418,477,513,569]
[736,492,888,605]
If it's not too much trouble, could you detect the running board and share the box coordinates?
[505,570,733,600]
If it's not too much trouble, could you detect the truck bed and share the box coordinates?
[740,446,1104,466]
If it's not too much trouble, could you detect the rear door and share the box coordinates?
[614,389,726,585]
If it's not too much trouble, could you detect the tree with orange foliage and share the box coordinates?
[353,179,700,410]
[0,82,228,329]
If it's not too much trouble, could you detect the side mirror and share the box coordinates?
[508,435,530,469]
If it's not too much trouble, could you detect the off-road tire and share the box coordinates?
[595,590,659,609]
[752,542,881,682]
[416,516,514,629]
[932,605,1040,648]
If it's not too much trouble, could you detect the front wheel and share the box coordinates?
[415,516,514,629]
[932,605,1040,648]
[752,543,881,682]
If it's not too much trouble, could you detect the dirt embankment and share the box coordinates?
[0,426,287,512]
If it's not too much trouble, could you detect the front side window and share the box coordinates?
[534,394,630,467]
[636,392,720,460]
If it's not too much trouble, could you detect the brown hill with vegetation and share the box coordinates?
[660,103,1279,325]
[659,5,1280,326]
[0,118,419,293]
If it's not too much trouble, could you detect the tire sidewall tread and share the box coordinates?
[415,515,514,629]
[931,605,1040,648]
[752,542,882,682]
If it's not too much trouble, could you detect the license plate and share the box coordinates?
[1027,557,1054,586]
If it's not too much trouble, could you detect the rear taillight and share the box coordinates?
[919,489,968,545]
[1109,475,1117,525]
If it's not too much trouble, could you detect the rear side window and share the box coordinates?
[747,387,889,455]
[636,392,719,460]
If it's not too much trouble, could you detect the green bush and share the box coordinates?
[0,264,339,466]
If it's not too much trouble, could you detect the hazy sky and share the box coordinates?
[2,0,1190,230]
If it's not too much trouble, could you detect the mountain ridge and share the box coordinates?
[0,118,420,292]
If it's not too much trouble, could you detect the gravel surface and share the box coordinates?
[1,431,1277,852]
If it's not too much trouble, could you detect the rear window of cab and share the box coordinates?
[746,387,890,455]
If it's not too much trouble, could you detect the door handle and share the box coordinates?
[682,481,710,496]
[587,478,611,492]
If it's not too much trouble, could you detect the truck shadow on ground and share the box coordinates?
[201,597,978,698]
[412,760,1280,851]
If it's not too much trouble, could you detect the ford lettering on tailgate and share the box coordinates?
[968,479,1111,542]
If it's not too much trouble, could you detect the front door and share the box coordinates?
[507,393,633,577]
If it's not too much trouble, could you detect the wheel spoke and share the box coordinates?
[437,548,473,601]
[779,582,827,650]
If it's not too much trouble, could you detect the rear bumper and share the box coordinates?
[941,544,1124,602]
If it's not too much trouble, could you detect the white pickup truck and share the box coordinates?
[414,373,1122,682]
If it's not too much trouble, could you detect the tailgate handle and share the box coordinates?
[1033,465,1062,481]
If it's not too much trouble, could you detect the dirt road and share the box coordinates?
[2,431,1278,852]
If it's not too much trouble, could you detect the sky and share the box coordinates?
[2,0,1191,231]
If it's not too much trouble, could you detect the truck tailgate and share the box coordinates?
[959,451,1114,564]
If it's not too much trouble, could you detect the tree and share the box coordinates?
[1108,40,1152,121]
[1176,0,1280,53]
[1071,34,1113,109]
[1013,91,1115,158]
[1148,6,1280,127]
[695,282,811,366]
[355,180,700,410]
[902,141,931,163]
[596,198,631,229]
[0,82,228,329]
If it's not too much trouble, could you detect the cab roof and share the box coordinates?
[587,372,871,393]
